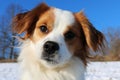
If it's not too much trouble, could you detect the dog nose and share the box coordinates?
[43,41,59,54]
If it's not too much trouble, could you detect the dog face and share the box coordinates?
[12,3,104,68]
[32,8,77,68]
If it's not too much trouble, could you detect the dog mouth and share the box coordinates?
[42,56,59,64]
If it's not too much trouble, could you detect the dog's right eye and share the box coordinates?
[64,31,75,40]
[40,25,48,33]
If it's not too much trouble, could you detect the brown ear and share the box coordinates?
[12,3,50,38]
[75,11,104,51]
[12,12,29,34]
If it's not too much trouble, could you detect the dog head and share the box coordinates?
[12,3,104,68]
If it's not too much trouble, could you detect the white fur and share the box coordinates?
[18,42,85,80]
[18,8,86,80]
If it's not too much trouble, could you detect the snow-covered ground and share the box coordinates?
[86,62,120,80]
[0,62,120,80]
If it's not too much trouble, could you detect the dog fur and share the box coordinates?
[12,3,104,80]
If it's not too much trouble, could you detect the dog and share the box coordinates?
[12,3,104,80]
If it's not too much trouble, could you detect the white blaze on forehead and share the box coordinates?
[53,8,75,32]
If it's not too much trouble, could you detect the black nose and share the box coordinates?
[43,41,59,54]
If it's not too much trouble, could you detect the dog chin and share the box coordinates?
[40,58,70,69]
[40,60,58,68]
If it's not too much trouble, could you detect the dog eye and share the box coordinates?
[40,25,48,33]
[64,31,75,40]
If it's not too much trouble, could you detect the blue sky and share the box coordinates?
[0,0,120,31]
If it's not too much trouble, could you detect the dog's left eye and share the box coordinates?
[64,31,75,40]
[40,25,48,33]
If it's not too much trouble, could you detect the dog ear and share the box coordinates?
[12,12,29,34]
[12,3,50,38]
[75,11,105,52]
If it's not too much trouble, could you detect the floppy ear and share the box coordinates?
[12,3,50,38]
[12,12,29,34]
[75,11,105,52]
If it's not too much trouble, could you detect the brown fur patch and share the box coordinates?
[64,23,89,65]
[74,12,105,51]
[12,3,50,39]
[70,12,104,65]
[32,8,55,42]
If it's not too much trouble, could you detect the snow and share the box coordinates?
[86,62,120,80]
[0,63,19,80]
[0,62,120,80]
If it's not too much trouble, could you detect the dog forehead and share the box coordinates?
[53,8,75,31]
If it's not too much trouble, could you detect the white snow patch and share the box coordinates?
[0,62,120,80]
[0,63,19,80]
[85,62,120,80]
